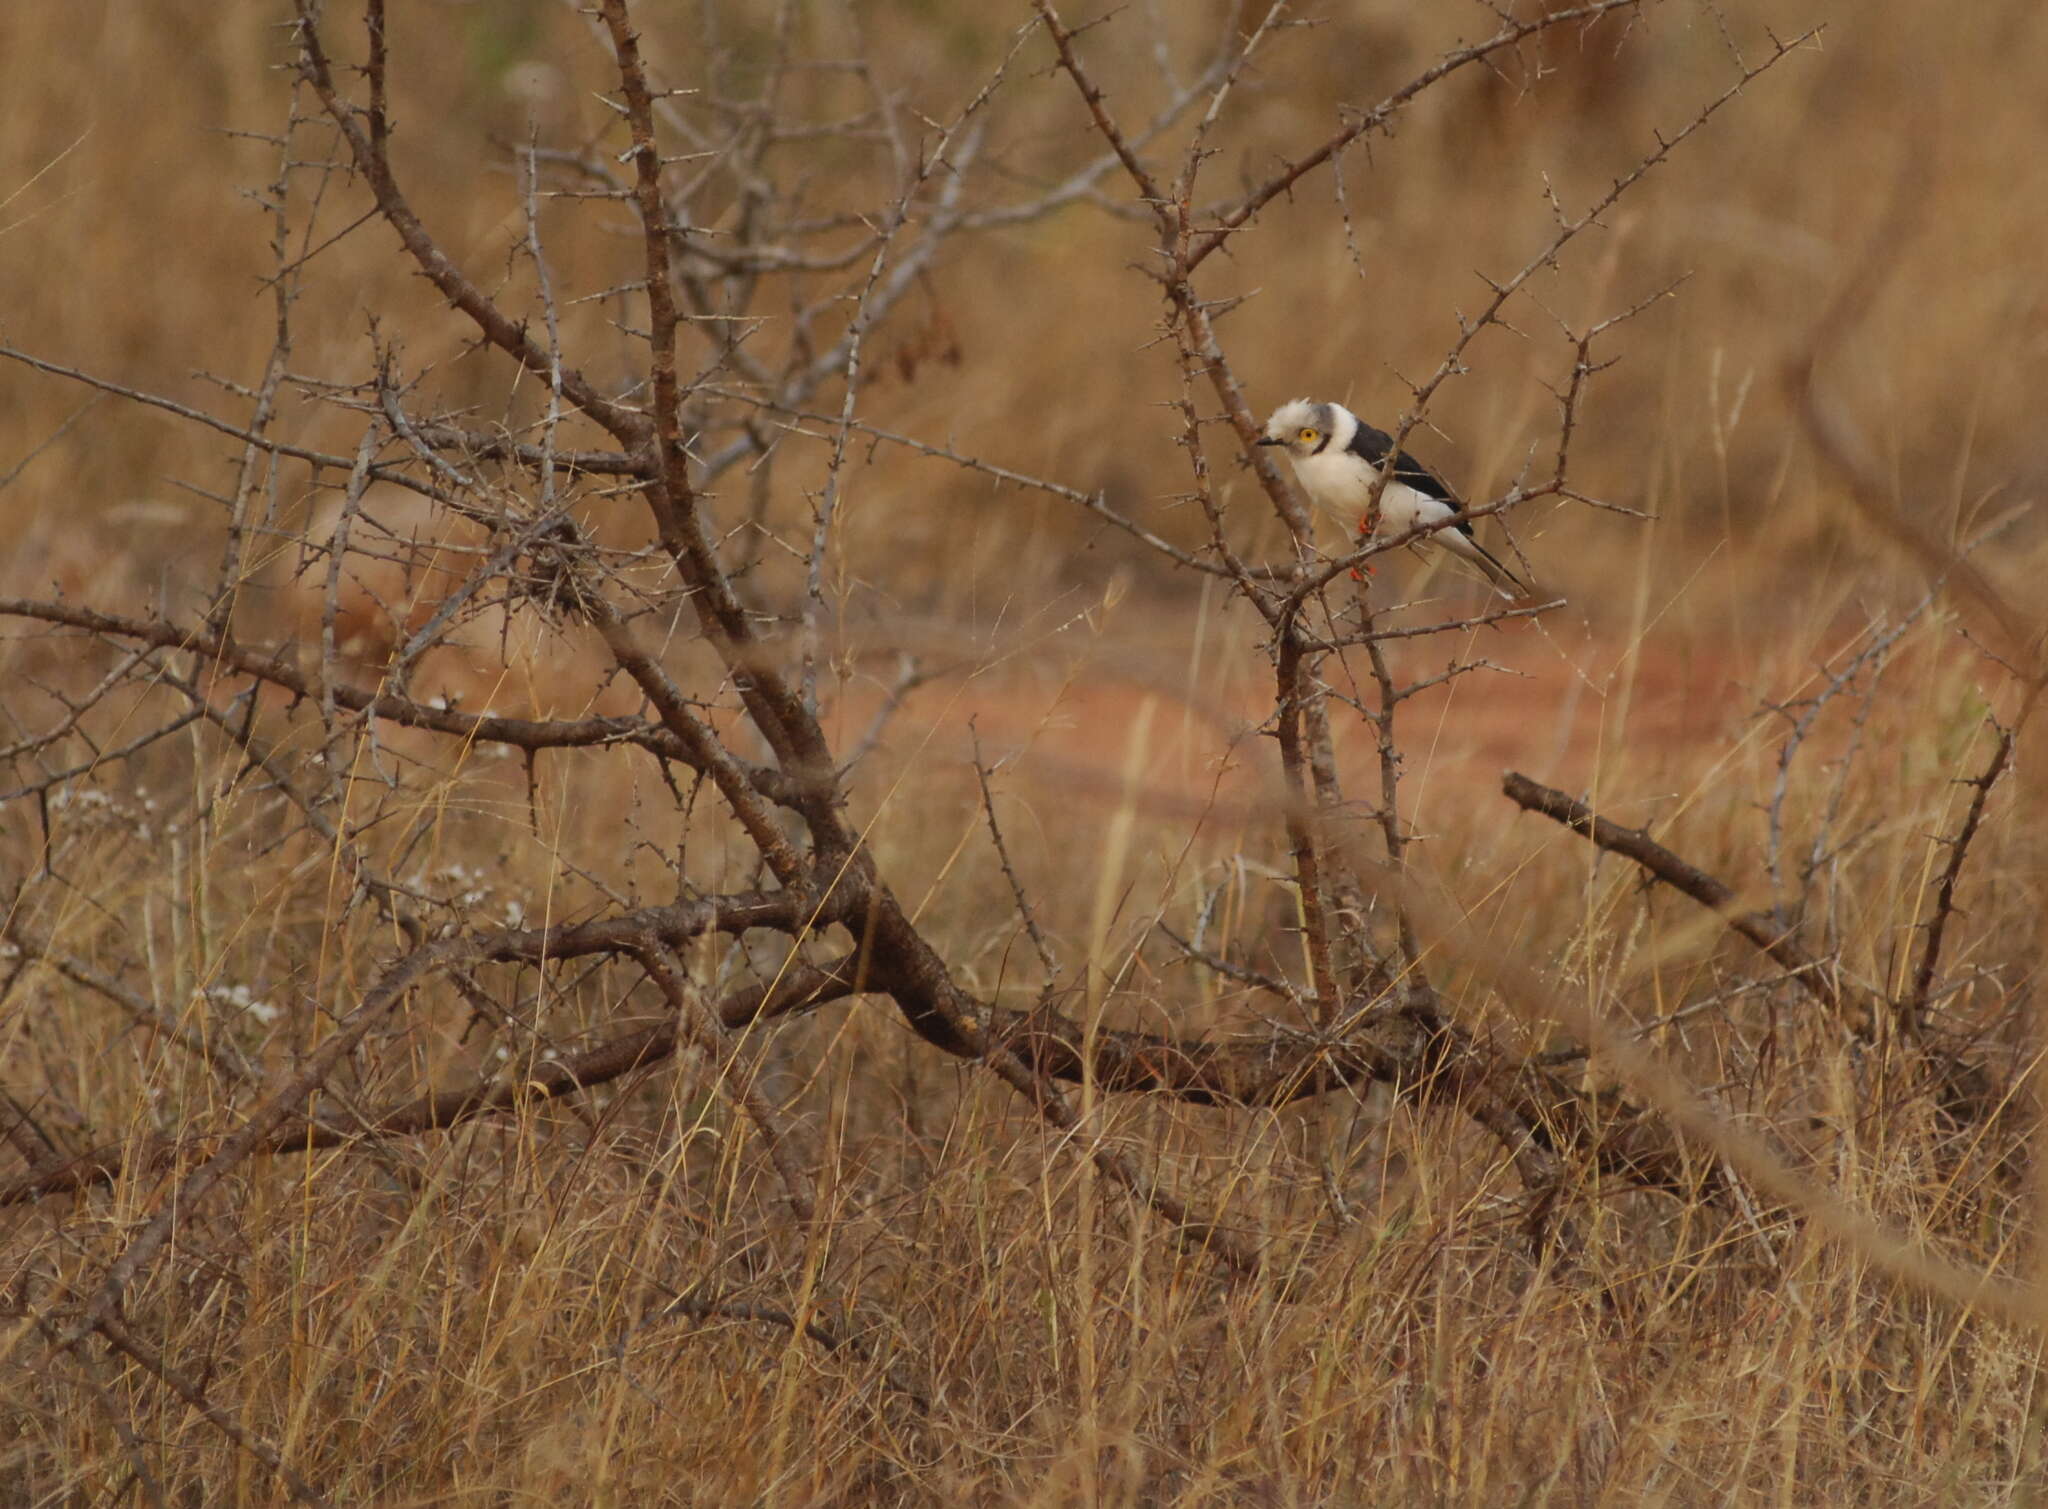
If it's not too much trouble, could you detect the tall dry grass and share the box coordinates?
[3,0,2048,1503]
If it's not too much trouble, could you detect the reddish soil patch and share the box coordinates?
[822,618,1753,826]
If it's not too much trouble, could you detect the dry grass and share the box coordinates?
[4,1,2048,1503]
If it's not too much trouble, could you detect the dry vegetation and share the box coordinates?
[3,0,2048,1503]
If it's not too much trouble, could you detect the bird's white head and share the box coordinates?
[1257,398,1349,459]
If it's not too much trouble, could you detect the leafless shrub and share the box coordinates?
[3,0,2042,1497]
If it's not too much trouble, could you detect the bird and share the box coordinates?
[1256,398,1528,597]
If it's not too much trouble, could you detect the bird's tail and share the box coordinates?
[1351,510,1538,601]
[1440,526,1532,600]
[1464,536,1531,599]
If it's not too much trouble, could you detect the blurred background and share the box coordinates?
[8,4,2048,1497]
[4,1,2043,801]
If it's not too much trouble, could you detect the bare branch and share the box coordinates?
[1906,721,2015,1029]
[0,596,809,807]
[92,1315,333,1509]
[1502,770,1878,1034]
[67,934,477,1338]
[972,726,1062,983]
[1185,1,1659,274]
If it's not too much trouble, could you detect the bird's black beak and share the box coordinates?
[1255,436,1282,447]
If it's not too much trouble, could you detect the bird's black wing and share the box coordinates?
[1350,419,1527,591]
[1346,421,1463,507]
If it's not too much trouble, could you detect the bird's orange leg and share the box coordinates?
[1349,511,1378,583]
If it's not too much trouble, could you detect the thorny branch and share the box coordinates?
[1907,721,2015,1032]
[1503,770,1880,1036]
[1032,0,1815,1182]
[0,11,1861,1491]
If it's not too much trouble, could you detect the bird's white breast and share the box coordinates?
[1288,449,1377,520]
[1289,451,1451,537]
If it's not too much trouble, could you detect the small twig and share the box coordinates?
[0,1086,64,1172]
[1155,920,1299,1005]
[625,1290,931,1415]
[1319,1152,1361,1232]
[971,725,1062,981]
[1312,597,1564,649]
[294,1,648,444]
[1388,656,1517,706]
[0,595,811,806]
[0,706,207,806]
[0,344,546,502]
[207,69,307,630]
[1759,590,1937,902]
[316,421,382,731]
[836,653,944,776]
[1906,721,2014,1029]
[1356,30,1814,556]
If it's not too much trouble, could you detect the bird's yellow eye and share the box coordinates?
[1298,427,1318,444]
